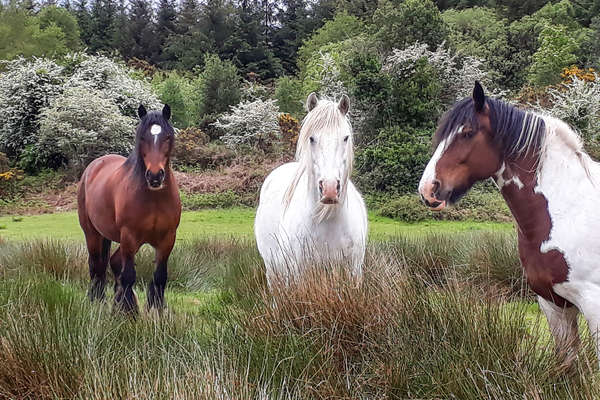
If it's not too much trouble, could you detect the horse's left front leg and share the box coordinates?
[147,233,176,310]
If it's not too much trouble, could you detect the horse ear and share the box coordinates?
[306,92,318,112]
[473,81,485,113]
[138,104,147,119]
[338,94,350,116]
[162,104,171,121]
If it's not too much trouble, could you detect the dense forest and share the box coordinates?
[1,0,600,207]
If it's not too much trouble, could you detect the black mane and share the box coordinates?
[124,110,175,184]
[433,97,546,160]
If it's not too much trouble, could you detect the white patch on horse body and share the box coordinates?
[530,116,600,355]
[494,163,524,189]
[151,124,161,144]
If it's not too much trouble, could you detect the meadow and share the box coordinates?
[1,210,600,399]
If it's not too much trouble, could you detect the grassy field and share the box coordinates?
[0,208,514,241]
[1,210,598,399]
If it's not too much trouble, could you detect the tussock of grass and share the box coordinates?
[0,234,599,399]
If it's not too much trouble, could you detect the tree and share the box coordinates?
[155,0,178,64]
[37,5,82,50]
[372,0,449,52]
[88,0,117,52]
[127,0,158,61]
[272,0,311,73]
[528,24,579,86]
[0,5,70,60]
[73,0,93,47]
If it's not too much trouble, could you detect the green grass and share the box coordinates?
[0,208,514,241]
[1,235,598,399]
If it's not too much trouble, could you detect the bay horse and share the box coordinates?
[419,82,600,364]
[255,93,367,286]
[78,104,181,314]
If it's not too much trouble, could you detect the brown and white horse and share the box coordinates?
[78,104,181,314]
[419,82,600,363]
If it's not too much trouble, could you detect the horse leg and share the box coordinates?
[114,232,140,315]
[109,246,122,293]
[83,227,111,302]
[538,296,580,366]
[147,234,175,310]
[574,292,600,366]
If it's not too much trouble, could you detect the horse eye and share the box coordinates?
[309,136,315,144]
[464,130,475,139]
[343,135,349,143]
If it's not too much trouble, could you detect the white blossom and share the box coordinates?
[383,42,504,105]
[214,98,281,148]
[319,52,347,99]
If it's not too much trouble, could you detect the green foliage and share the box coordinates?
[193,54,242,131]
[274,76,305,118]
[0,5,79,61]
[372,0,449,52]
[180,190,247,209]
[152,71,194,128]
[355,125,431,194]
[37,6,82,50]
[528,24,579,86]
[296,12,365,70]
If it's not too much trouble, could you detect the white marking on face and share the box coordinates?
[418,125,462,193]
[151,124,161,144]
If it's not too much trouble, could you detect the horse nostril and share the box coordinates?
[318,180,323,194]
[336,180,340,193]
[158,169,165,180]
[145,170,151,181]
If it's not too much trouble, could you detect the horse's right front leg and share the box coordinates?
[538,296,580,367]
[114,232,140,315]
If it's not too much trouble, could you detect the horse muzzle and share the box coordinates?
[319,179,340,204]
[419,179,447,211]
[145,168,165,190]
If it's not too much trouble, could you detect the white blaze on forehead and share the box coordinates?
[418,125,462,193]
[151,124,161,143]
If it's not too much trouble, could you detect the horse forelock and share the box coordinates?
[284,98,353,220]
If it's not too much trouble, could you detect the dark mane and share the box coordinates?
[124,110,175,184]
[433,97,546,160]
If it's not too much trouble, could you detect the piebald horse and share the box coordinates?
[78,104,181,314]
[419,82,600,363]
[255,93,367,285]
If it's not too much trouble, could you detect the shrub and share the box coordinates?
[171,127,214,167]
[65,54,161,118]
[213,98,281,149]
[193,54,242,131]
[528,24,579,87]
[278,113,300,154]
[533,74,600,158]
[152,71,194,128]
[34,87,136,174]
[0,57,64,160]
[274,76,304,118]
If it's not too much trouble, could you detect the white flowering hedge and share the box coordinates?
[213,98,281,148]
[383,42,503,105]
[534,76,600,155]
[0,54,160,172]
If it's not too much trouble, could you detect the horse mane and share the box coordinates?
[123,111,175,186]
[434,97,546,160]
[283,98,353,222]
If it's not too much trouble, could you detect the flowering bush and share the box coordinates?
[214,98,281,149]
[278,113,300,154]
[0,54,161,172]
[534,75,600,157]
[561,65,596,84]
[383,42,502,105]
[66,54,161,118]
[0,57,64,159]
[35,87,136,173]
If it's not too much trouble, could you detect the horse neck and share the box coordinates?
[495,136,584,242]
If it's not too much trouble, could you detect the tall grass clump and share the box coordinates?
[1,233,600,398]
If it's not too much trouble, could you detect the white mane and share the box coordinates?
[283,98,353,222]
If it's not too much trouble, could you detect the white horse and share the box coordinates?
[255,93,367,285]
